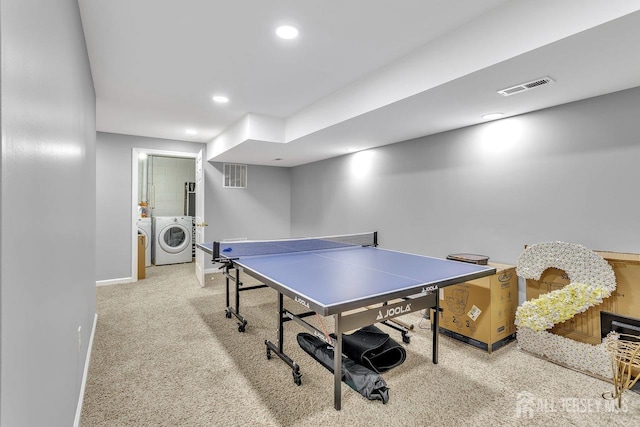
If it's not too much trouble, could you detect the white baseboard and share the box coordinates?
[96,276,136,286]
[74,313,98,427]
[99,269,222,286]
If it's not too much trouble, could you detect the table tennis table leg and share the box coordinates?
[264,292,302,386]
[223,264,248,332]
[277,292,284,353]
[224,264,231,313]
[433,294,439,364]
[235,268,246,332]
[334,313,343,410]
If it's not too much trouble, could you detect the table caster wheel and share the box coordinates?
[293,371,302,386]
[225,310,232,319]
[238,323,246,333]
[266,348,272,360]
[402,334,411,344]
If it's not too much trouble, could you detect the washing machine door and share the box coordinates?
[158,223,190,254]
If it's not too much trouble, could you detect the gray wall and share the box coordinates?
[291,87,640,267]
[206,162,291,242]
[96,132,204,281]
[96,132,291,281]
[0,0,97,425]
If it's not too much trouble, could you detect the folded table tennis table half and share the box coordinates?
[197,232,496,410]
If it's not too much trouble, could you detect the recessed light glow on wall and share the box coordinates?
[212,95,229,103]
[480,118,524,154]
[276,25,299,39]
[349,150,375,179]
[185,129,197,136]
[481,112,504,121]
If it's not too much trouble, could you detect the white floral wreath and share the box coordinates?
[516,241,616,377]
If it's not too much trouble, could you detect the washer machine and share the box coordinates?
[137,217,152,267]
[152,216,193,265]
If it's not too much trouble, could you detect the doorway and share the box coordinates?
[131,148,201,281]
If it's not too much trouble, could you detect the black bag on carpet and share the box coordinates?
[337,325,407,374]
[296,332,389,404]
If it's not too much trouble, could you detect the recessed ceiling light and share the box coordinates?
[185,129,197,136]
[276,25,299,40]
[481,113,504,121]
[212,95,229,103]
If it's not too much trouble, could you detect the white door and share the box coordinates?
[194,149,206,287]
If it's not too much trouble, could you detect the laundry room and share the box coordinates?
[137,154,196,270]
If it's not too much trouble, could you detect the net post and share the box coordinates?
[373,231,378,247]
[212,241,220,259]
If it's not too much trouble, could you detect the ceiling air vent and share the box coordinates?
[497,77,554,96]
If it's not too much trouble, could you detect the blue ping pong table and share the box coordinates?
[197,232,495,410]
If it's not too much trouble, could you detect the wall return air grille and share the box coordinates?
[497,76,554,96]
[223,163,247,188]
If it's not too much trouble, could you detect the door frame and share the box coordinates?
[131,148,199,281]
[194,149,206,287]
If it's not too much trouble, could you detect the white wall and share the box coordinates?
[0,0,96,425]
[291,87,640,269]
[96,132,292,281]
[147,156,195,217]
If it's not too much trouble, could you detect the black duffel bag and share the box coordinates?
[296,332,389,403]
[339,325,407,374]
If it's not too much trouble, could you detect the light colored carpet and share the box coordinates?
[81,263,640,426]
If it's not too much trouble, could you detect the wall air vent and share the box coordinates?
[497,77,554,96]
[223,163,247,188]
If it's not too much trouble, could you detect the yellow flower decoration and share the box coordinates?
[515,283,611,331]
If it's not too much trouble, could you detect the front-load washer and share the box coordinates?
[152,216,193,265]
[137,217,152,267]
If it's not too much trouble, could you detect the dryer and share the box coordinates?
[152,216,193,265]
[137,217,152,267]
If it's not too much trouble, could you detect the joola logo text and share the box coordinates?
[295,296,310,308]
[422,285,438,293]
[376,303,412,320]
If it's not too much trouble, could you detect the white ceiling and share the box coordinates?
[78,1,640,167]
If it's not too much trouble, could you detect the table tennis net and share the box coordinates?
[213,232,377,259]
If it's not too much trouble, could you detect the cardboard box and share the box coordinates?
[137,235,146,280]
[525,251,640,345]
[438,263,518,353]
